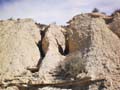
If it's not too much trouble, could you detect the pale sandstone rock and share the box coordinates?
[109,13,120,38]
[0,19,40,82]
[42,24,66,54]
[17,18,41,43]
[66,14,120,90]
[37,24,66,84]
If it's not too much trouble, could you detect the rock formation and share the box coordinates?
[66,14,120,90]
[37,24,66,83]
[0,12,120,90]
[0,19,41,90]
[109,13,120,38]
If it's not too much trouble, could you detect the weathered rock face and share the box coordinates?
[66,14,120,90]
[0,19,40,81]
[109,13,120,38]
[66,14,92,53]
[37,24,66,83]
[0,13,120,90]
[17,19,41,43]
[42,24,66,54]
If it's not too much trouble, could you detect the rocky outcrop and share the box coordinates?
[37,24,66,83]
[42,24,66,54]
[109,13,120,38]
[17,18,41,43]
[66,14,120,90]
[0,12,120,90]
[0,19,41,87]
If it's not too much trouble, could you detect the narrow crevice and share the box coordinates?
[27,26,49,73]
[36,58,43,70]
[56,39,64,55]
[64,33,69,55]
[36,26,50,69]
[55,32,70,56]
[35,23,47,31]
[104,17,113,24]
[37,35,45,58]
[63,28,70,55]
[36,33,45,69]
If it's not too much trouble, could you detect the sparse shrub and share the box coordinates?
[0,20,3,22]
[92,8,99,13]
[101,12,106,15]
[8,17,13,20]
[17,18,20,21]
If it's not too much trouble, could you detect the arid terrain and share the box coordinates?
[0,11,120,90]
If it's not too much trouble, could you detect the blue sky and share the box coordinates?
[0,0,120,25]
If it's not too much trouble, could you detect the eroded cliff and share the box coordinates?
[0,12,120,90]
